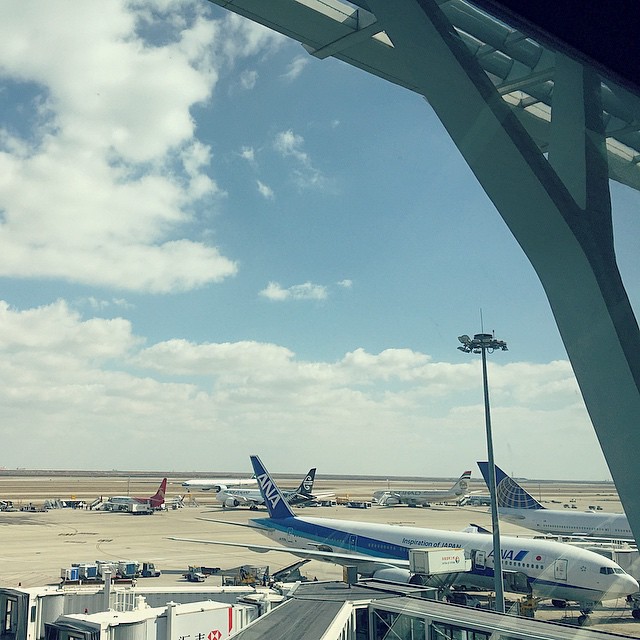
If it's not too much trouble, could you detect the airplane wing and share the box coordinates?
[565,532,634,543]
[292,491,335,500]
[196,517,269,531]
[167,536,410,571]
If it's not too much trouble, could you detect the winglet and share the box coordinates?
[250,455,296,519]
[477,462,544,510]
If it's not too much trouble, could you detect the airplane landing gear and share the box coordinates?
[577,614,590,626]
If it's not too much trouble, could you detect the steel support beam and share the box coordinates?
[366,0,640,539]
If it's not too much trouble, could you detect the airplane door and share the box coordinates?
[286,528,295,544]
[348,535,358,552]
[553,558,568,581]
[472,550,486,570]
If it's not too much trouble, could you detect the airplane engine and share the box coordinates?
[224,497,240,508]
[371,567,413,583]
[383,496,400,506]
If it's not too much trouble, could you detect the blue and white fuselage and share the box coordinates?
[170,456,639,610]
[247,455,638,607]
[248,513,635,604]
[477,462,634,540]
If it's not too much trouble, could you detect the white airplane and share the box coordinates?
[181,476,256,492]
[217,468,327,510]
[171,456,639,615]
[373,470,472,507]
[478,462,634,541]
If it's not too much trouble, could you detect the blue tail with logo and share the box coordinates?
[250,455,297,519]
[477,461,544,510]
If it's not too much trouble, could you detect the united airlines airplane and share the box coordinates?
[172,456,638,614]
[477,462,634,541]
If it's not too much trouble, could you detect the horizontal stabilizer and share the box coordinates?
[196,517,271,531]
[467,523,492,534]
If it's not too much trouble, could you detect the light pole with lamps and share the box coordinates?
[457,332,508,613]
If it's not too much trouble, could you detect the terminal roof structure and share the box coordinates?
[208,0,640,192]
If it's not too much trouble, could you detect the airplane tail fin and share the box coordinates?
[450,470,472,495]
[477,462,544,509]
[296,468,316,496]
[250,455,296,519]
[149,478,167,508]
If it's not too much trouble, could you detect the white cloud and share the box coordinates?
[260,281,328,301]
[0,2,286,293]
[337,279,353,288]
[259,282,289,301]
[273,129,327,190]
[281,55,309,82]
[0,299,140,359]
[218,12,285,61]
[0,299,604,478]
[257,180,274,199]
[239,146,255,162]
[239,69,258,90]
[81,297,134,311]
[274,130,309,163]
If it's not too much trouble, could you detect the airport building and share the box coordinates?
[0,578,633,640]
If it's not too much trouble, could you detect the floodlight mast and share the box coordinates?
[457,332,508,613]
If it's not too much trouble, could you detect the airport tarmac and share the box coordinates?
[0,474,638,635]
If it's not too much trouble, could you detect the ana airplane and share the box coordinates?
[107,478,167,511]
[373,470,472,507]
[477,462,634,541]
[217,468,326,510]
[171,456,638,613]
[181,476,257,492]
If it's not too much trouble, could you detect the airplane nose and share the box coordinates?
[616,573,639,597]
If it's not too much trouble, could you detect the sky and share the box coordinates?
[0,1,638,480]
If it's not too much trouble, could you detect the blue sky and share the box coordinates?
[0,1,638,479]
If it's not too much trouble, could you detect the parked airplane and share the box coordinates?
[373,470,472,507]
[171,456,638,613]
[217,468,325,510]
[107,478,167,511]
[181,477,257,492]
[477,462,634,541]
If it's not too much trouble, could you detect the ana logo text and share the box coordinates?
[258,473,281,510]
[488,549,528,562]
